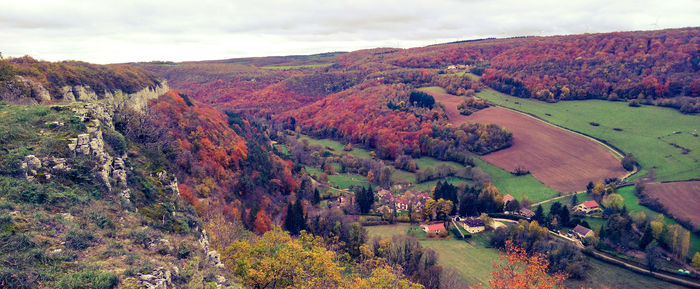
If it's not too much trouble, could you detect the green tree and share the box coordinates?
[602,193,624,211]
[223,227,344,289]
[692,252,700,270]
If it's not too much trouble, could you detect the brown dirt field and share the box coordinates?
[433,91,628,192]
[644,181,700,231]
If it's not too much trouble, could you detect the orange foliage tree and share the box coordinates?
[489,240,567,289]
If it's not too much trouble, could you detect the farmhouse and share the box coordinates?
[502,194,515,210]
[459,217,485,234]
[395,198,409,211]
[572,225,594,239]
[574,200,602,215]
[518,208,535,219]
[421,223,446,234]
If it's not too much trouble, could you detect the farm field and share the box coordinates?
[644,181,700,232]
[429,88,628,192]
[563,258,687,289]
[365,224,501,286]
[304,166,369,189]
[476,89,700,183]
[473,157,558,203]
[298,134,372,158]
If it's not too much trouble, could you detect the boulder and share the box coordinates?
[24,155,42,170]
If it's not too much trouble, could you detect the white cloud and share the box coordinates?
[0,0,698,63]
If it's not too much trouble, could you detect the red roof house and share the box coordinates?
[574,200,602,214]
[421,223,446,233]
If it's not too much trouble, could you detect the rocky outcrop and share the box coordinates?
[60,82,169,111]
[21,155,70,181]
[13,74,168,111]
[15,76,51,103]
[138,267,174,289]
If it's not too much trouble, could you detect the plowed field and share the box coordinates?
[433,91,628,192]
[644,181,700,231]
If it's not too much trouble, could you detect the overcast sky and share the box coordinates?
[1,0,698,64]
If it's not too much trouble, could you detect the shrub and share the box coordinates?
[65,229,95,250]
[102,128,128,156]
[589,122,600,126]
[57,270,119,289]
[511,166,530,176]
[621,154,638,171]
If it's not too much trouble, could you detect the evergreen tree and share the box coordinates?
[640,224,654,250]
[586,182,594,193]
[284,203,298,235]
[559,205,570,227]
[571,194,578,206]
[313,188,321,204]
[356,185,374,214]
[533,205,545,225]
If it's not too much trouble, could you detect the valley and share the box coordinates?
[1,27,699,289]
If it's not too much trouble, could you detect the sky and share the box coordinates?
[1,0,698,64]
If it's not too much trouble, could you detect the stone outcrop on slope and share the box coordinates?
[12,75,169,111]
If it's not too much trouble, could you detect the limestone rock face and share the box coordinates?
[15,76,51,103]
[138,267,174,289]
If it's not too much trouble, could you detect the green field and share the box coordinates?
[474,158,558,203]
[476,89,700,183]
[564,258,686,289]
[365,224,501,286]
[298,134,372,159]
[304,166,369,189]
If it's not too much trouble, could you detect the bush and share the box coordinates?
[621,154,638,171]
[511,166,530,176]
[102,128,128,156]
[65,229,95,250]
[57,270,119,289]
[589,122,600,126]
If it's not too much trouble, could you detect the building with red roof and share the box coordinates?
[421,223,446,234]
[574,200,602,215]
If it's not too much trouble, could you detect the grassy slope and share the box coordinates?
[564,258,686,289]
[473,158,558,203]
[365,224,500,286]
[0,103,220,288]
[476,89,700,183]
[298,135,372,159]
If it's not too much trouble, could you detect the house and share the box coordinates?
[460,217,485,234]
[574,200,602,215]
[421,223,446,234]
[572,225,594,239]
[519,208,535,219]
[502,194,515,210]
[395,198,409,211]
